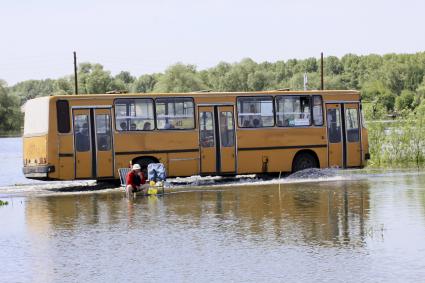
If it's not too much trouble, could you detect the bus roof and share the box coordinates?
[44,89,361,101]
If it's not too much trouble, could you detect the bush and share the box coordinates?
[366,110,425,167]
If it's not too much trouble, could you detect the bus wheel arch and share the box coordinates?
[132,156,159,173]
[291,150,320,173]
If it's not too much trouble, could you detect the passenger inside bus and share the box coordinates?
[164,121,174,129]
[120,121,127,131]
[277,119,290,127]
[245,104,262,127]
[253,118,262,128]
[143,122,151,130]
[97,135,110,151]
[327,110,341,143]
[75,123,90,151]
[219,111,235,146]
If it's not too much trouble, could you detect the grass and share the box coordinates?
[366,111,425,168]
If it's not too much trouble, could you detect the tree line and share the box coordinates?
[1,52,425,133]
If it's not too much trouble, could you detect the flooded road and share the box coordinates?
[0,137,38,187]
[1,138,425,282]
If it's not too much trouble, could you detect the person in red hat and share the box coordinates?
[126,163,147,197]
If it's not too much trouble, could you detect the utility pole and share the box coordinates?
[320,52,324,90]
[73,51,78,94]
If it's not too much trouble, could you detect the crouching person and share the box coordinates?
[126,164,147,198]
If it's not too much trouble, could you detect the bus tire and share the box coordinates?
[292,151,318,173]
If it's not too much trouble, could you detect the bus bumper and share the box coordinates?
[23,165,55,179]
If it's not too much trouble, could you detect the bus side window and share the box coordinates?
[156,97,195,130]
[114,98,155,131]
[276,96,311,127]
[237,96,274,128]
[312,95,323,126]
[57,100,70,133]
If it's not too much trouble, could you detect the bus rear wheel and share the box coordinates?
[292,152,318,173]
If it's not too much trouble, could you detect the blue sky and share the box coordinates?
[1,0,424,85]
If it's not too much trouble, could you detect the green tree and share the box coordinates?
[361,80,395,111]
[289,72,320,90]
[78,63,113,94]
[382,60,407,95]
[380,92,396,112]
[153,63,205,92]
[359,54,382,82]
[5,51,425,123]
[415,75,425,101]
[0,80,22,133]
[115,71,135,84]
[108,79,127,92]
[363,102,386,120]
[286,59,301,76]
[274,60,288,83]
[9,79,57,103]
[111,71,136,92]
[303,57,318,73]
[324,75,346,89]
[247,70,275,91]
[341,54,361,89]
[55,77,73,95]
[204,62,232,91]
[395,90,416,111]
[324,56,343,75]
[361,80,390,101]
[220,58,258,91]
[132,74,158,93]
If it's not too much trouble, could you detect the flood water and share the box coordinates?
[1,137,425,282]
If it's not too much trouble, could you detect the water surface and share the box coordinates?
[1,138,425,282]
[0,137,44,187]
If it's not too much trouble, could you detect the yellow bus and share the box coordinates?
[22,90,369,181]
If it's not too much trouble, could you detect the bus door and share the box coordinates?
[326,103,362,168]
[73,108,113,179]
[198,105,236,175]
[344,103,362,167]
[94,108,114,177]
[218,106,236,173]
[326,104,344,168]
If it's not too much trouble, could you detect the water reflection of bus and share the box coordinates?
[24,181,371,245]
[22,90,369,181]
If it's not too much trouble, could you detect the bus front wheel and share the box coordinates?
[292,152,318,173]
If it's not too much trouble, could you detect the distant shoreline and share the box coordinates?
[0,132,22,138]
